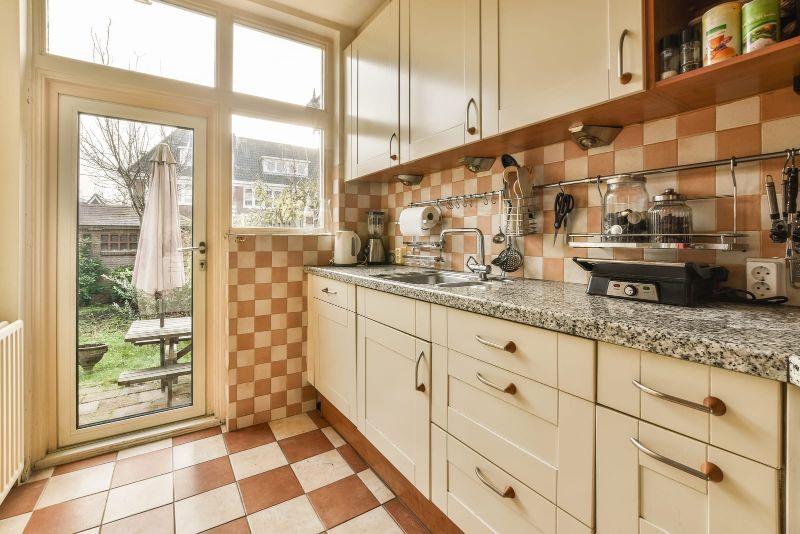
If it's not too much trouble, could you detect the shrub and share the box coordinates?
[78,237,108,305]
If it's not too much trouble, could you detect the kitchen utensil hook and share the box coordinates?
[483,195,489,206]
[730,157,738,235]
[558,181,565,194]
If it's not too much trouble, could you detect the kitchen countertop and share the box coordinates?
[306,264,800,384]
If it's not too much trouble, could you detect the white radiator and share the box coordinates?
[0,320,23,504]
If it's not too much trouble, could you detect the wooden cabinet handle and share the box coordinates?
[475,335,516,353]
[618,28,632,85]
[632,380,726,416]
[475,467,515,498]
[476,372,516,394]
[414,351,426,392]
[466,97,478,135]
[389,133,398,161]
[630,437,724,483]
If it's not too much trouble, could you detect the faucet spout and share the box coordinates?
[439,228,491,280]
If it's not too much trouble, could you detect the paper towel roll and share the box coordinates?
[398,206,441,236]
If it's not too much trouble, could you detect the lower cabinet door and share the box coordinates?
[311,298,357,423]
[357,317,431,497]
[596,406,781,534]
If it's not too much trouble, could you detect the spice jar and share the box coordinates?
[603,175,650,242]
[648,188,693,243]
[659,34,681,79]
[680,26,702,73]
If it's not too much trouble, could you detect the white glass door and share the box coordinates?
[57,96,207,446]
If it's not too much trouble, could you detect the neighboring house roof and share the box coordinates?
[233,136,320,187]
[79,202,140,227]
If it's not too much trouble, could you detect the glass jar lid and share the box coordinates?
[606,174,647,185]
[653,188,687,202]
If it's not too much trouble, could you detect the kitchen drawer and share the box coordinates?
[596,407,780,534]
[447,308,558,387]
[308,275,355,312]
[356,287,430,340]
[446,433,556,534]
[446,349,594,526]
[597,342,782,467]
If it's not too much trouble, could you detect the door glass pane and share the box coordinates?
[77,113,194,427]
[47,0,216,87]
[231,114,323,229]
[233,24,323,107]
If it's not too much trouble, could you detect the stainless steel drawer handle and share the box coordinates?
[475,335,516,354]
[476,372,517,395]
[321,288,338,295]
[475,467,515,498]
[389,133,398,161]
[466,97,478,135]
[629,437,724,483]
[414,351,426,393]
[618,28,632,85]
[632,380,727,416]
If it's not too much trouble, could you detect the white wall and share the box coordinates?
[0,0,26,322]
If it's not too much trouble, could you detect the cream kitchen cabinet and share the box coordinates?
[356,316,431,497]
[400,0,481,160]
[596,406,781,534]
[351,0,400,179]
[482,0,644,134]
[787,384,800,534]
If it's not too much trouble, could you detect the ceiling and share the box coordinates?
[266,0,385,29]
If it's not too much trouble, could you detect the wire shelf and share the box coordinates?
[567,232,748,251]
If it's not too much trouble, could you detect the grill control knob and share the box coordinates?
[623,284,638,297]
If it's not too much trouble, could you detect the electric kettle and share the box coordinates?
[333,231,361,265]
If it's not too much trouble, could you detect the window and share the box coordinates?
[232,114,322,230]
[99,232,138,252]
[233,24,323,107]
[47,0,216,86]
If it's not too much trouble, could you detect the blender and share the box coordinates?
[365,210,388,264]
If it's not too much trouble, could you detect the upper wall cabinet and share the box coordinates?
[400,0,481,161]
[482,0,644,134]
[351,0,400,179]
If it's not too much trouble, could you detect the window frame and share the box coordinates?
[36,0,337,235]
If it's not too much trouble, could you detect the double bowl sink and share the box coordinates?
[371,269,505,288]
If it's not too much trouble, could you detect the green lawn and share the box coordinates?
[78,305,190,389]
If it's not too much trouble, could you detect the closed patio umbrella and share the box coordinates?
[132,143,186,327]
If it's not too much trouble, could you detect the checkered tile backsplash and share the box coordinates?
[228,87,800,429]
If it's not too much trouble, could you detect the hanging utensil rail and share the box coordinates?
[407,190,504,209]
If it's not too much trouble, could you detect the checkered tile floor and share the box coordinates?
[0,412,429,534]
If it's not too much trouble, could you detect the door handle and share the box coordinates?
[475,467,515,498]
[475,335,516,353]
[180,241,207,254]
[630,437,723,483]
[632,380,726,415]
[618,29,632,85]
[476,372,516,395]
[389,133,398,161]
[466,97,478,135]
[414,350,426,392]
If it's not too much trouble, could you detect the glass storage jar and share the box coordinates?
[647,188,693,243]
[603,175,650,242]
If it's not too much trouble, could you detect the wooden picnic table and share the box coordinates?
[121,317,192,406]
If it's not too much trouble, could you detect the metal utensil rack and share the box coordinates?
[406,190,504,209]
[550,148,800,251]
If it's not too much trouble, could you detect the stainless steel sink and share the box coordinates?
[371,270,500,288]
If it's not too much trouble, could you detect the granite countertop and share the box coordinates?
[306,265,800,384]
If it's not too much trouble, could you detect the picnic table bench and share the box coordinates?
[120,317,192,406]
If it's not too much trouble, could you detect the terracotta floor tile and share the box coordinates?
[337,445,368,473]
[52,452,117,476]
[36,462,115,509]
[223,423,275,454]
[101,504,174,534]
[278,430,334,464]
[307,474,380,529]
[203,517,251,534]
[116,438,172,461]
[306,410,329,429]
[173,457,235,501]
[24,492,107,534]
[111,448,173,488]
[172,435,228,470]
[238,465,304,514]
[0,479,46,520]
[384,499,430,534]
[172,426,221,447]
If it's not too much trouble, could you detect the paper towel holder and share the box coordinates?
[394,173,424,186]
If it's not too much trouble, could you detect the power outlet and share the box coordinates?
[746,258,786,299]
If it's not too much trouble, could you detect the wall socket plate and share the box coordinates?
[746,258,786,299]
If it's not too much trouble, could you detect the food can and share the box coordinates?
[743,0,781,52]
[702,1,742,65]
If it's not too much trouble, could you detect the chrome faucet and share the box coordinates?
[439,228,491,281]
